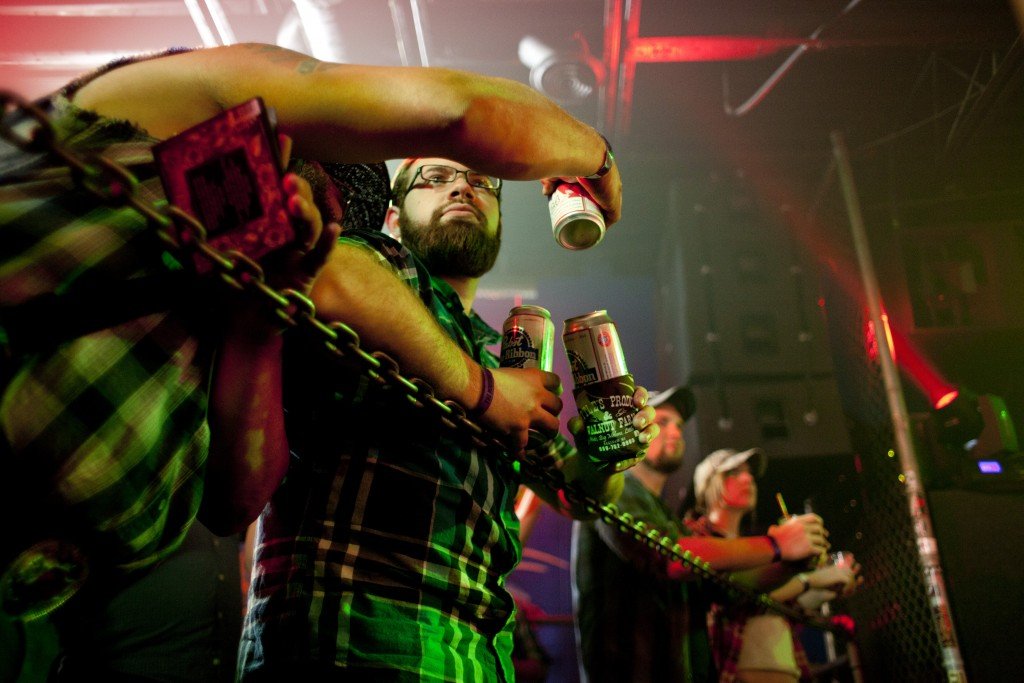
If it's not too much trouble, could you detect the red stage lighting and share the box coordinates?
[933,390,959,411]
[866,310,1019,486]
[865,312,960,410]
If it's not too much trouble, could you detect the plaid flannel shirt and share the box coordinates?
[686,516,812,682]
[240,229,570,682]
[0,91,211,579]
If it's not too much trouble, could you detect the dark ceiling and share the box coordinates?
[3,0,1023,288]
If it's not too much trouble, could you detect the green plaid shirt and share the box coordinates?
[0,92,211,576]
[240,230,550,682]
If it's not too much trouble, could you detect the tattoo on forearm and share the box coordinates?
[242,43,340,74]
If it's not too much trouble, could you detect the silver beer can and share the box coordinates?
[500,305,555,372]
[548,182,606,250]
[562,310,643,471]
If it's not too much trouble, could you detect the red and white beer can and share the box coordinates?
[548,182,606,250]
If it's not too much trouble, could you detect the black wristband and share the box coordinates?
[580,134,614,180]
[469,367,495,418]
[797,572,812,594]
[766,535,782,563]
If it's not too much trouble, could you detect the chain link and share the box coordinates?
[0,90,845,635]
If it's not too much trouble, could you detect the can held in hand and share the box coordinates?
[500,305,555,372]
[548,182,606,250]
[502,305,556,451]
[562,310,643,471]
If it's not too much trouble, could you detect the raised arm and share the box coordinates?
[72,43,621,223]
[594,511,828,581]
[672,513,828,579]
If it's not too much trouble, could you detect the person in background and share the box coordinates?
[572,386,830,682]
[687,448,862,683]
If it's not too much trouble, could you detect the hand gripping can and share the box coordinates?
[548,182,606,250]
[500,305,555,372]
[501,305,556,452]
[562,310,643,471]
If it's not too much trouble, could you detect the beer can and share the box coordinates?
[500,305,555,372]
[548,182,606,250]
[562,310,643,472]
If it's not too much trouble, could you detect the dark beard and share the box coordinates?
[641,455,683,475]
[398,205,501,278]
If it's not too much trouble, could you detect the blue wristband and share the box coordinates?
[766,535,782,563]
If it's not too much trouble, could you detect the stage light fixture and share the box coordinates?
[869,312,1021,488]
[932,388,985,453]
[967,394,1018,460]
[928,389,1021,488]
[933,389,1018,459]
[518,35,602,105]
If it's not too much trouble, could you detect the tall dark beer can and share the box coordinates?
[500,305,555,372]
[562,310,643,472]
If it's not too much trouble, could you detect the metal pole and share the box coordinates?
[830,130,967,682]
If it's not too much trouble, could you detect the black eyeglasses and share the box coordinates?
[408,164,502,196]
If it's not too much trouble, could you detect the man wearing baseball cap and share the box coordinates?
[572,390,829,682]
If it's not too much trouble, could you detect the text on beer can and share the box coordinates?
[548,182,606,250]
[501,305,555,372]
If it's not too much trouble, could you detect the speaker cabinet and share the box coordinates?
[690,377,852,458]
[927,489,1024,682]
[656,173,836,386]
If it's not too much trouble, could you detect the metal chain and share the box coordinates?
[0,90,846,635]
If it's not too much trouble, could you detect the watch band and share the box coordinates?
[797,573,812,594]
[580,134,614,180]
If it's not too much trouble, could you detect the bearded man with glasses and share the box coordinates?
[239,154,655,683]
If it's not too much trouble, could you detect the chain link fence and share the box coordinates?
[817,195,949,682]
